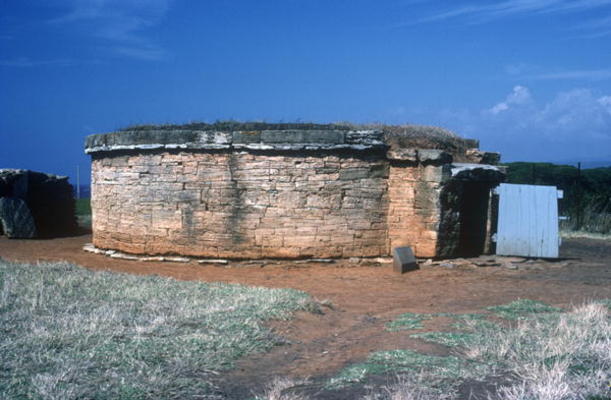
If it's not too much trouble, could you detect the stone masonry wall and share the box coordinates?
[91,151,390,259]
[387,163,448,258]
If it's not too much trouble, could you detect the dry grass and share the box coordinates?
[362,374,455,400]
[561,198,611,235]
[352,123,478,155]
[254,377,311,400]
[382,302,610,400]
[121,121,352,132]
[275,301,610,399]
[0,259,313,399]
[5,257,606,400]
[475,303,610,400]
[561,230,611,240]
[118,121,477,155]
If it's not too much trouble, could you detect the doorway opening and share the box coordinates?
[457,182,490,257]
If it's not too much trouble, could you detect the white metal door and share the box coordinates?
[496,183,560,258]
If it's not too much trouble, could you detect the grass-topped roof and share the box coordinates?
[86,121,480,157]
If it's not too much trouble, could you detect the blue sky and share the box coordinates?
[2,0,611,184]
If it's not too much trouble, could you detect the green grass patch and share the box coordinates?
[0,259,313,399]
[327,350,469,389]
[74,198,91,216]
[331,300,609,399]
[410,314,499,348]
[410,331,477,348]
[450,315,499,331]
[486,299,563,320]
[594,298,611,310]
[450,313,487,321]
[385,313,433,331]
[386,312,492,333]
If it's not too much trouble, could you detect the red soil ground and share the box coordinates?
[1,234,609,398]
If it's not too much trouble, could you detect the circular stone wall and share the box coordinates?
[86,123,501,259]
[86,126,392,259]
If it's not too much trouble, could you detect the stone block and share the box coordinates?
[393,246,418,273]
[261,130,344,144]
[465,149,501,165]
[89,133,499,260]
[423,165,447,182]
[339,168,370,181]
[418,149,452,164]
[369,164,390,178]
[233,131,266,144]
[0,169,76,238]
[386,148,417,161]
[0,197,37,238]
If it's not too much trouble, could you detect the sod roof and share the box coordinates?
[86,122,479,157]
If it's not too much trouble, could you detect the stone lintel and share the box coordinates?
[418,149,452,164]
[85,129,386,154]
[451,163,506,182]
[386,148,452,164]
[465,148,501,165]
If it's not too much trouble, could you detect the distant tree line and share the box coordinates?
[503,162,611,233]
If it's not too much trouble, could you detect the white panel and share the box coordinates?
[496,183,559,258]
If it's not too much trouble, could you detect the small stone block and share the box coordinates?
[393,246,418,274]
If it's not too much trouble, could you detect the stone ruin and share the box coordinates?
[0,169,78,238]
[84,123,505,260]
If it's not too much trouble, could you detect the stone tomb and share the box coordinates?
[0,169,77,238]
[85,123,504,259]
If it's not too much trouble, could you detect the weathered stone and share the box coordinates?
[232,130,262,143]
[451,163,505,182]
[197,259,229,265]
[0,171,28,199]
[418,149,452,164]
[466,149,501,165]
[85,127,386,153]
[261,130,344,144]
[0,169,77,237]
[86,125,504,260]
[164,256,191,263]
[109,252,140,260]
[139,256,166,262]
[345,130,385,147]
[393,247,418,273]
[0,197,37,238]
[386,148,417,161]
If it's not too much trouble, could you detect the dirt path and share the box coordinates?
[1,235,609,397]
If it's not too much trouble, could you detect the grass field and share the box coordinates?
[2,256,609,399]
[74,198,91,216]
[323,300,611,400]
[74,198,91,229]
[0,259,314,399]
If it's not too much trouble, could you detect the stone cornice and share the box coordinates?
[84,129,386,154]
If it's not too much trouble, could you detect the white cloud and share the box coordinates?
[491,87,611,159]
[384,85,611,161]
[502,64,611,82]
[0,57,76,67]
[51,0,173,60]
[488,85,533,114]
[598,95,611,113]
[413,0,611,36]
[571,13,611,37]
[528,68,611,81]
[485,86,611,136]
[421,0,611,22]
[408,86,611,162]
[535,89,608,131]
